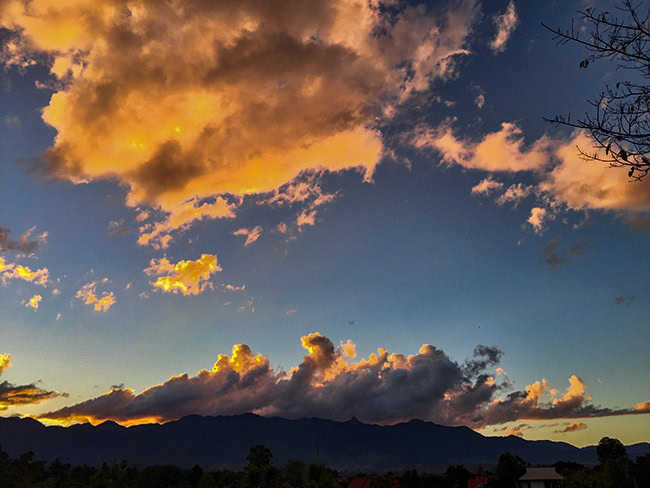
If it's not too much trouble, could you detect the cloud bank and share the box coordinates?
[37,332,650,428]
[1,0,481,246]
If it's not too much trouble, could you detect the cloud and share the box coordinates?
[138,197,236,249]
[3,0,480,244]
[496,183,533,207]
[414,124,650,233]
[25,294,42,310]
[2,114,21,128]
[297,210,317,228]
[540,131,650,213]
[555,422,588,434]
[144,254,222,296]
[0,226,47,255]
[0,354,12,374]
[527,207,550,235]
[75,282,116,312]
[233,226,263,247]
[0,256,49,286]
[634,401,650,413]
[543,239,566,268]
[471,177,503,195]
[106,219,129,237]
[412,121,551,172]
[224,284,245,292]
[36,332,650,428]
[490,0,518,53]
[613,295,635,306]
[570,241,590,256]
[0,353,63,411]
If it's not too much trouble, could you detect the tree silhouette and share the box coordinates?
[597,437,628,464]
[542,0,650,179]
[495,452,527,488]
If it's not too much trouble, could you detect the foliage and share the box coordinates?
[495,453,526,488]
[543,0,650,179]
[0,441,647,488]
[596,436,628,464]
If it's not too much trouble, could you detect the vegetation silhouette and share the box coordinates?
[0,438,647,487]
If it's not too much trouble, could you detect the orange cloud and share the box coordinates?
[25,294,42,310]
[0,257,49,286]
[144,254,221,296]
[76,282,116,312]
[540,131,650,213]
[2,0,480,244]
[555,422,588,433]
[412,120,551,172]
[471,177,503,195]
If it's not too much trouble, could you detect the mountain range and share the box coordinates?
[0,414,647,471]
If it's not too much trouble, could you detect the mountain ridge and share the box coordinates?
[0,414,647,471]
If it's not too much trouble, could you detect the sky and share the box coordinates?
[0,0,649,449]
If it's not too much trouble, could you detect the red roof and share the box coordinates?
[468,476,489,488]
[348,478,371,488]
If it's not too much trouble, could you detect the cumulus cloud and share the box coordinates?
[412,120,551,172]
[490,0,518,53]
[0,256,49,286]
[2,0,481,245]
[25,294,42,310]
[36,332,650,428]
[75,282,116,312]
[233,226,263,247]
[144,254,221,296]
[0,226,47,255]
[0,353,62,411]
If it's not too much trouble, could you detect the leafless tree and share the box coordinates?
[542,0,650,180]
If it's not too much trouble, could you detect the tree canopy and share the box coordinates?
[543,0,650,179]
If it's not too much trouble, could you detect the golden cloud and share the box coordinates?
[0,256,49,286]
[144,254,221,296]
[76,281,116,312]
[26,294,42,310]
[2,0,480,246]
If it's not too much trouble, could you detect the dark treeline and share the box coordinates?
[0,437,648,488]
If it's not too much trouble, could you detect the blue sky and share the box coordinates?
[0,0,649,447]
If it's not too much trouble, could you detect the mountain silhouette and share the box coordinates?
[0,414,647,470]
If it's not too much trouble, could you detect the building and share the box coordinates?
[517,467,564,488]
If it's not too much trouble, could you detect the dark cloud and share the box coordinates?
[0,354,63,411]
[543,239,566,268]
[569,241,590,256]
[0,226,46,255]
[36,333,650,429]
[613,295,635,306]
